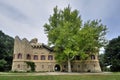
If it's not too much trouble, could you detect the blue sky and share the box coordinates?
[0,0,120,46]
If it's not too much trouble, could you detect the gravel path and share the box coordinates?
[0,72,114,76]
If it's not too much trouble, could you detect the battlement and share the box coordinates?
[15,36,41,44]
[15,36,43,47]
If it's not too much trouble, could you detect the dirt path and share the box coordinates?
[0,72,114,76]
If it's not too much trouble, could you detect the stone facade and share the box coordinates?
[12,36,101,72]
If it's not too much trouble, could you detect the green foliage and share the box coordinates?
[110,59,120,72]
[0,30,14,71]
[81,20,107,52]
[99,54,110,71]
[44,5,107,72]
[0,59,7,68]
[25,61,36,72]
[104,36,120,72]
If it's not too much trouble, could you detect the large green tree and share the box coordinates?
[44,6,107,72]
[0,30,14,71]
[104,36,120,72]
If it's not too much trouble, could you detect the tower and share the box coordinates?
[12,36,32,71]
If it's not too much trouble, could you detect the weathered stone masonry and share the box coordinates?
[12,36,101,72]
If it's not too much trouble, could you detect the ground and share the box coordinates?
[0,72,119,80]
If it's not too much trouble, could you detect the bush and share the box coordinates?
[25,61,36,72]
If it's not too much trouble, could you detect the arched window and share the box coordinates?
[48,55,53,60]
[26,54,31,60]
[41,55,45,60]
[91,55,95,60]
[18,53,22,59]
[34,55,38,60]
[75,56,80,60]
[18,64,20,68]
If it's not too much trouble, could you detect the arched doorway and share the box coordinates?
[54,64,61,71]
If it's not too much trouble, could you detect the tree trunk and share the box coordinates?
[68,57,72,72]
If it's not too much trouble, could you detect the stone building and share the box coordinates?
[12,36,101,72]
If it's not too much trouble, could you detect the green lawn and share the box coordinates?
[0,72,120,80]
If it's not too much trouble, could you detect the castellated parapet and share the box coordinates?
[12,36,101,72]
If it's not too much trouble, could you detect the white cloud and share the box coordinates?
[0,0,120,44]
[71,0,110,20]
[0,13,47,43]
[0,0,71,44]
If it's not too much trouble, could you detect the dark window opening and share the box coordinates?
[26,54,31,60]
[34,55,38,60]
[18,53,22,59]
[64,65,66,68]
[48,55,53,60]
[41,55,45,60]
[91,55,95,60]
[75,56,80,60]
[71,65,73,68]
[18,64,20,68]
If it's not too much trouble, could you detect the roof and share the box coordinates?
[42,44,53,52]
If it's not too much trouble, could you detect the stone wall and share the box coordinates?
[12,36,101,72]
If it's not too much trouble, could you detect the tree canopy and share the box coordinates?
[0,30,14,71]
[44,6,107,72]
[104,36,120,72]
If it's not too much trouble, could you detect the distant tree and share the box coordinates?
[104,36,120,72]
[44,6,107,72]
[0,30,14,71]
[99,54,109,71]
[0,59,7,70]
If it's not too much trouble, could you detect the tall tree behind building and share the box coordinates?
[104,36,120,72]
[0,30,14,71]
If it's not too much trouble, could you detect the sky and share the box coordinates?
[0,0,120,46]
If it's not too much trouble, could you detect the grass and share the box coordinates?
[0,72,120,80]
